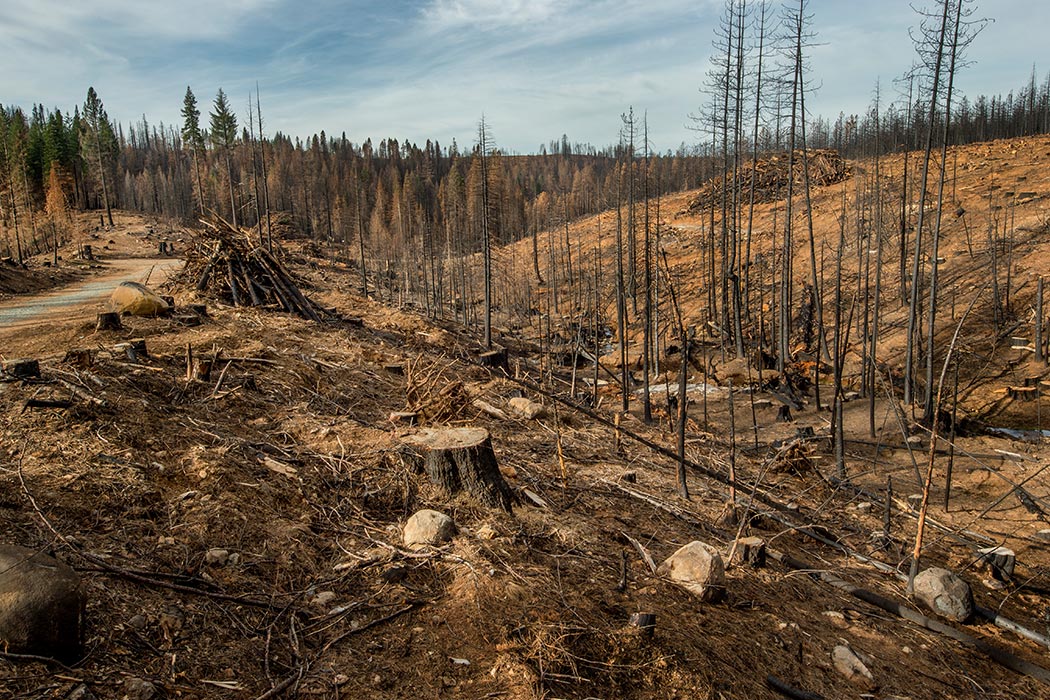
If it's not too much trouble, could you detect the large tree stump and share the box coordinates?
[403,427,513,510]
[96,311,122,331]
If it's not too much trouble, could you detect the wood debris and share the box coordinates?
[172,217,335,322]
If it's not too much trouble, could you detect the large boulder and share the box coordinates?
[403,509,456,548]
[110,281,170,317]
[913,567,973,622]
[0,545,86,661]
[657,541,726,602]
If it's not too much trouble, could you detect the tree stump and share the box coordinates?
[174,313,202,327]
[189,357,213,382]
[62,349,94,369]
[479,349,508,370]
[403,427,513,510]
[2,358,40,379]
[1008,386,1039,401]
[978,546,1015,581]
[96,312,122,331]
[189,303,209,318]
[730,536,767,568]
[777,405,793,422]
[116,338,148,363]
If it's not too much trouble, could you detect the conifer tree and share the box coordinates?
[181,87,206,215]
[210,88,239,227]
[81,87,114,227]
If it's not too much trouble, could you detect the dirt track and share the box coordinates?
[0,257,182,342]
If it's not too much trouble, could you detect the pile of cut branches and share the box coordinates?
[682,149,850,215]
[174,218,335,322]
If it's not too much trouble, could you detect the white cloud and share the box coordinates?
[420,0,571,31]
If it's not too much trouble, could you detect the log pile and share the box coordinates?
[682,149,851,215]
[174,218,334,322]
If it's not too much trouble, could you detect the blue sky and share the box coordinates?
[0,0,1045,153]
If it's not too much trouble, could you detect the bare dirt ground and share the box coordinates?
[3,137,1050,700]
[0,211,184,352]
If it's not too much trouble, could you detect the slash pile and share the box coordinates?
[174,218,335,322]
[682,149,851,215]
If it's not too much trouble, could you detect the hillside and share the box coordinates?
[1,135,1050,700]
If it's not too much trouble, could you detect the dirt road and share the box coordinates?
[0,257,182,339]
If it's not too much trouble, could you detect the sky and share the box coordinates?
[0,0,1045,154]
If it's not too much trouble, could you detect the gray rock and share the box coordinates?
[656,541,726,602]
[204,548,229,566]
[507,397,547,420]
[0,545,85,662]
[122,677,157,700]
[403,509,456,548]
[913,567,973,622]
[66,684,98,700]
[832,645,874,688]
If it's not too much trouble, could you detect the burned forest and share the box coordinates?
[4,0,1050,699]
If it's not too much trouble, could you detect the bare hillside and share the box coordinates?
[3,143,1050,700]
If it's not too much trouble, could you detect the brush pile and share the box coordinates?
[682,149,850,215]
[173,218,335,322]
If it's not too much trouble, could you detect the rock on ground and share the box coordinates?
[507,397,547,420]
[913,567,973,622]
[403,509,456,548]
[0,544,86,662]
[109,281,169,317]
[656,541,726,602]
[832,645,875,688]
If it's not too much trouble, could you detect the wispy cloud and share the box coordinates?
[420,0,570,31]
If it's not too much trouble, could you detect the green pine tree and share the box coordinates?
[81,86,114,227]
[181,87,206,215]
[210,88,239,227]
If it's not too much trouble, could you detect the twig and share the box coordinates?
[320,603,419,654]
[252,667,303,700]
[621,531,658,574]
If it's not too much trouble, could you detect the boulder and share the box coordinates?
[109,281,170,317]
[0,544,86,661]
[912,567,973,622]
[507,397,547,420]
[657,541,726,602]
[403,509,456,548]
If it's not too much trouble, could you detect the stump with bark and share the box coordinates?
[403,427,513,511]
[96,312,122,331]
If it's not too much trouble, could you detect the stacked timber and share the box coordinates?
[177,219,334,322]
